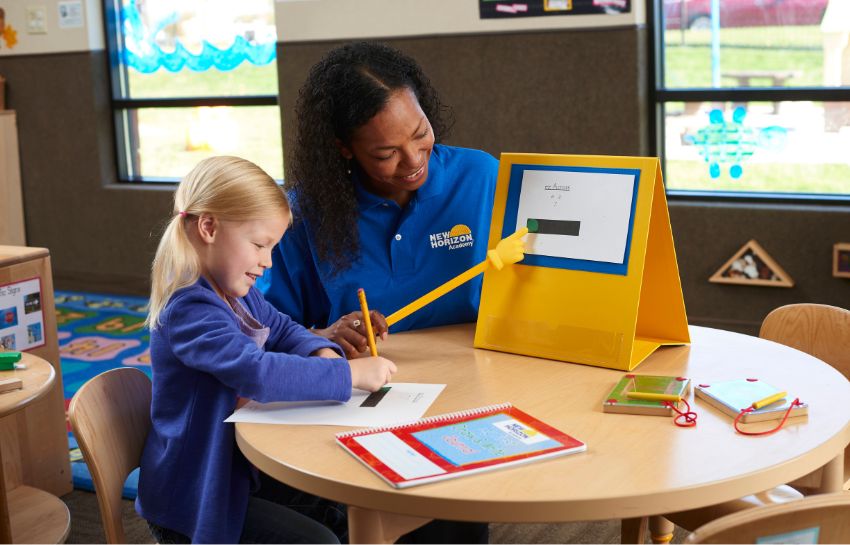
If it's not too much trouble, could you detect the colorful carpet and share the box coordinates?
[57,290,151,499]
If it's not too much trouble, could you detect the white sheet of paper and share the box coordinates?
[515,169,635,264]
[224,383,445,427]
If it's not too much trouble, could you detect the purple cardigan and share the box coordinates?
[135,278,350,543]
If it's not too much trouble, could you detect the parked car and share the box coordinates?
[663,0,828,29]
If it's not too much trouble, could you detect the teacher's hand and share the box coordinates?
[313,311,389,359]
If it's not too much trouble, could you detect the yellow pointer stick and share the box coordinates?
[752,390,787,409]
[357,288,378,357]
[626,391,682,402]
[386,228,529,327]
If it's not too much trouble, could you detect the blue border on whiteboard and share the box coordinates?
[501,164,641,275]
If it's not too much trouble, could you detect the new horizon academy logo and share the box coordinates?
[429,224,474,250]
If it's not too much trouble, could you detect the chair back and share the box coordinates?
[761,303,850,491]
[760,303,850,379]
[68,367,152,544]
[686,492,850,543]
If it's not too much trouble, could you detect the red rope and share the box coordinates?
[733,398,803,435]
[663,398,698,427]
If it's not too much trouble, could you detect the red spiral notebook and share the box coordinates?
[335,402,586,489]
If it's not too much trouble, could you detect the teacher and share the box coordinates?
[259,41,499,359]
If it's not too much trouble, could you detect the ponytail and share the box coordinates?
[145,214,200,329]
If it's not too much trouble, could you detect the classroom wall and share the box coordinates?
[1,0,847,335]
[0,0,170,293]
[276,30,650,169]
[0,51,170,294]
[274,0,645,40]
[670,202,850,334]
[0,0,103,56]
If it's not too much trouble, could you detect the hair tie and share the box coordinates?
[178,211,188,218]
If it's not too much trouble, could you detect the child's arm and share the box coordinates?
[166,290,351,403]
[310,347,397,392]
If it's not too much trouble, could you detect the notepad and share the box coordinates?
[336,403,586,489]
[695,379,808,423]
[603,374,691,416]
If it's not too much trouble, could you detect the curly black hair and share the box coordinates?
[287,41,453,274]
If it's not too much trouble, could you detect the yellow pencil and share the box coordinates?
[626,391,682,402]
[357,288,378,357]
[752,391,786,409]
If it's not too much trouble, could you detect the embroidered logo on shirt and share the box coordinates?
[429,224,474,250]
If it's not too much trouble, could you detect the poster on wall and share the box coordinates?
[58,1,85,29]
[0,277,46,351]
[479,0,630,18]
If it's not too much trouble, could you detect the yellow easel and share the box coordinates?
[473,153,689,371]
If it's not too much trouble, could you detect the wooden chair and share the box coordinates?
[759,303,850,493]
[685,492,850,544]
[649,304,850,542]
[68,367,152,544]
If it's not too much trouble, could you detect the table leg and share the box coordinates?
[0,447,12,543]
[649,516,674,544]
[621,517,647,544]
[347,505,431,544]
[817,452,844,494]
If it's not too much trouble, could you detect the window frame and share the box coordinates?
[649,0,850,203]
[102,0,280,184]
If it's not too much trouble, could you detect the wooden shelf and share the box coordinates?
[7,485,69,544]
[0,111,25,246]
[0,353,71,543]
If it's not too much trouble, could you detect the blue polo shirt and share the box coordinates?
[259,144,498,332]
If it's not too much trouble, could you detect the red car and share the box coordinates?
[663,0,828,29]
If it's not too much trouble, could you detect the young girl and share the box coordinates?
[135,156,397,544]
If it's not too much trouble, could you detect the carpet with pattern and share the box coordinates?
[57,290,151,499]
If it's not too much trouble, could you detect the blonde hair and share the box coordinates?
[146,156,290,329]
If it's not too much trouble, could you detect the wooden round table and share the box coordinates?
[0,352,70,544]
[236,325,850,543]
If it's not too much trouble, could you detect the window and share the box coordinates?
[654,0,850,199]
[104,0,282,182]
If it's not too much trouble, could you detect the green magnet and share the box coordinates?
[0,351,22,370]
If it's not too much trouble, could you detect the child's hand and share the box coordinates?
[349,356,397,392]
[313,311,389,359]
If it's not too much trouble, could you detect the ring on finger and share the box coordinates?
[352,319,361,328]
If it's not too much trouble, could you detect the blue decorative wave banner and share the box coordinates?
[121,0,276,73]
[123,35,276,73]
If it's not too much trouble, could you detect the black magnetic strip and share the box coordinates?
[528,218,581,236]
[360,386,391,407]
